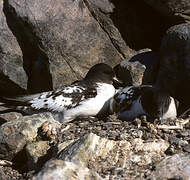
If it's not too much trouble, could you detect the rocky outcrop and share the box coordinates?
[3,0,132,93]
[26,141,51,171]
[156,23,190,113]
[114,49,159,86]
[1,0,190,179]
[0,113,60,160]
[34,132,169,179]
[1,0,183,95]
[1,0,187,95]
[0,1,27,96]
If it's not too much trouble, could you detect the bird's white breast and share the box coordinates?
[163,97,177,119]
[118,97,146,121]
[63,83,116,122]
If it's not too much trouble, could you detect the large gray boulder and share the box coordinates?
[156,23,190,113]
[3,0,131,93]
[0,113,60,160]
[1,0,178,95]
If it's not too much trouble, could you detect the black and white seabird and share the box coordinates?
[0,63,119,123]
[112,85,177,121]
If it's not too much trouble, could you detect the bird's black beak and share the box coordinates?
[157,117,162,122]
[113,76,121,83]
[112,76,124,88]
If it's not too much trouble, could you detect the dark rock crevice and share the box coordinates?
[110,0,169,51]
[3,0,53,94]
[0,73,26,96]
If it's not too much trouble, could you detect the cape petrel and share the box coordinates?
[112,85,177,121]
[0,63,119,123]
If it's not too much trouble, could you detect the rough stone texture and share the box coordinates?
[33,159,102,180]
[144,0,190,23]
[57,133,121,167]
[0,113,189,179]
[0,111,22,124]
[114,49,159,86]
[3,0,131,93]
[151,154,190,180]
[84,0,132,59]
[26,141,51,171]
[156,23,190,113]
[0,0,180,95]
[0,113,60,160]
[1,0,187,95]
[57,140,75,154]
[0,1,27,95]
[56,133,169,179]
[114,60,146,87]
[133,138,170,153]
[0,166,23,180]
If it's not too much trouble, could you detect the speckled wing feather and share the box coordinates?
[1,83,97,113]
[114,85,152,111]
[114,86,139,109]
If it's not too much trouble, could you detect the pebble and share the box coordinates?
[183,144,190,153]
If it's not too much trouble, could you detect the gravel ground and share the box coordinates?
[56,114,190,179]
[0,114,190,179]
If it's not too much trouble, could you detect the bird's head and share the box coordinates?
[84,63,120,84]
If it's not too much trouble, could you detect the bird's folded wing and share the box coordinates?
[0,85,97,112]
[114,85,152,108]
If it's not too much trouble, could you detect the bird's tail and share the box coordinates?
[0,94,41,114]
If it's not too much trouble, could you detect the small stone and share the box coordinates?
[183,144,190,153]
[179,130,190,137]
[134,118,141,128]
[151,154,190,179]
[165,145,175,155]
